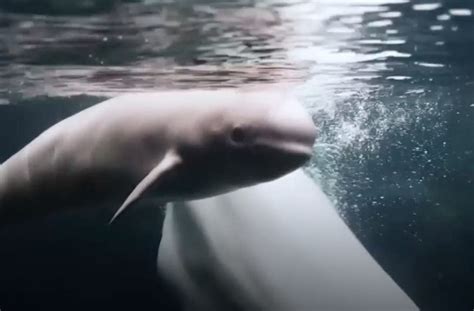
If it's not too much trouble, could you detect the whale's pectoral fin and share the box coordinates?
[109,151,182,224]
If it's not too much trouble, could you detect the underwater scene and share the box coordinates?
[0,0,473,310]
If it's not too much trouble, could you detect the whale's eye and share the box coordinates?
[231,126,245,143]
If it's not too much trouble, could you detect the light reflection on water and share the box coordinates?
[1,0,468,98]
[0,0,474,309]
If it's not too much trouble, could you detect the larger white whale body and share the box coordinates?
[158,169,418,311]
[0,90,316,225]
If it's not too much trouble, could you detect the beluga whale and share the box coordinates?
[0,89,316,226]
[158,169,419,311]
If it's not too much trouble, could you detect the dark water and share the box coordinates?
[0,0,473,310]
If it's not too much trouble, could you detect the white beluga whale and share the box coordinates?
[158,169,419,311]
[0,89,316,226]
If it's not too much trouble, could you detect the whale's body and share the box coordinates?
[0,90,316,225]
[158,169,418,311]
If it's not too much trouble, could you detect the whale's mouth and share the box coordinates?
[274,140,314,160]
[256,128,315,160]
[248,142,314,182]
[246,115,316,181]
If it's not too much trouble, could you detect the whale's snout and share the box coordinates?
[267,99,316,160]
[219,92,318,188]
[247,98,316,182]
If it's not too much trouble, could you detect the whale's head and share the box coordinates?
[224,93,316,183]
[176,90,317,197]
[109,90,317,223]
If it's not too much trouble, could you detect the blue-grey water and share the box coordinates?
[0,0,473,310]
